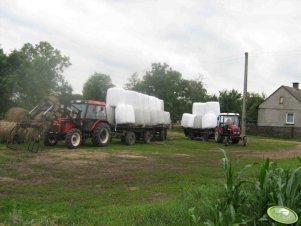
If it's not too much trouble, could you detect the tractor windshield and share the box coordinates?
[71,104,87,118]
[221,115,240,126]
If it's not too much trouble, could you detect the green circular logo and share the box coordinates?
[267,206,298,224]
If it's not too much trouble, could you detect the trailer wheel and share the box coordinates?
[202,134,209,142]
[125,131,136,145]
[215,131,222,143]
[92,123,111,147]
[44,129,57,146]
[159,128,166,141]
[65,128,82,149]
[188,131,194,140]
[144,131,152,143]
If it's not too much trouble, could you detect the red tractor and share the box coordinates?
[214,113,247,146]
[44,100,111,149]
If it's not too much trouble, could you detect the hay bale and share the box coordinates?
[5,107,29,122]
[0,120,16,143]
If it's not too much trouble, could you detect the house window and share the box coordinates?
[279,96,284,104]
[286,113,294,124]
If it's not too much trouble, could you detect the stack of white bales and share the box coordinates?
[181,102,220,129]
[106,88,171,126]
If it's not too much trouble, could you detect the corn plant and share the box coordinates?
[201,151,301,225]
[203,149,253,225]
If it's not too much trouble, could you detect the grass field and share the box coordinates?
[0,129,300,225]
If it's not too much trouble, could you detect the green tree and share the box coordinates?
[124,72,141,90]
[246,92,265,123]
[0,42,72,113]
[82,73,114,100]
[125,63,208,122]
[218,89,242,114]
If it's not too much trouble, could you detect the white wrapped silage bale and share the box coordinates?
[134,108,145,126]
[193,115,203,129]
[158,99,164,111]
[150,110,159,126]
[106,105,115,124]
[115,104,135,124]
[126,90,140,107]
[205,102,220,115]
[192,103,206,116]
[143,110,152,126]
[181,113,195,128]
[157,111,165,124]
[148,96,159,110]
[106,88,127,107]
[163,112,171,125]
[202,113,218,129]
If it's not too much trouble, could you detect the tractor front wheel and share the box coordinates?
[44,130,57,146]
[65,128,82,149]
[92,123,111,147]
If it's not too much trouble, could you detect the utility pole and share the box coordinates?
[241,52,248,136]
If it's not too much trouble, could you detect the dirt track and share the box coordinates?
[232,143,301,159]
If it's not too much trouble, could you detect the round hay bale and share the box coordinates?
[0,120,16,143]
[5,107,29,122]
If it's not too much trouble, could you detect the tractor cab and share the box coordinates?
[71,100,106,120]
[215,113,247,146]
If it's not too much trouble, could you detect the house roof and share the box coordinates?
[259,85,301,108]
[283,86,301,103]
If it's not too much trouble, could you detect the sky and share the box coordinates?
[1,0,301,97]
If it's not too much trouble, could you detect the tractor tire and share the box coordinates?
[215,131,222,143]
[92,123,111,147]
[143,130,152,143]
[65,128,82,149]
[125,131,136,145]
[44,130,57,146]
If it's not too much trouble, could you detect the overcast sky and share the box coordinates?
[1,0,301,97]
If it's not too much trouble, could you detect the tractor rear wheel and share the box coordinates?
[92,123,111,147]
[65,128,82,149]
[125,131,136,145]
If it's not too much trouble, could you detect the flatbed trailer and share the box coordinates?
[183,127,215,141]
[111,124,169,145]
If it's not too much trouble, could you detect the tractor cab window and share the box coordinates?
[86,104,106,119]
[71,104,87,118]
[220,115,240,126]
[225,116,239,126]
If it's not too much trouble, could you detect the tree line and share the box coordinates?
[0,41,265,122]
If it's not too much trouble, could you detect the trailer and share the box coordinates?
[106,88,171,145]
[111,124,168,145]
[183,127,215,141]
